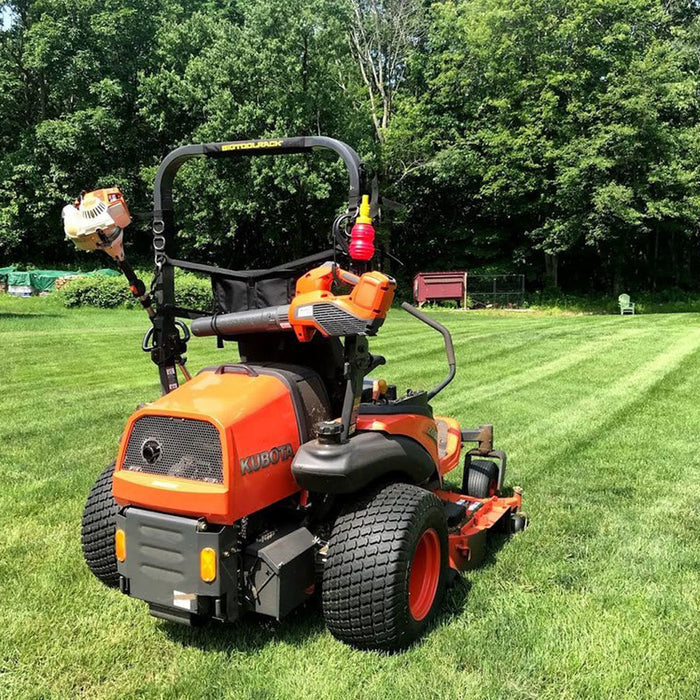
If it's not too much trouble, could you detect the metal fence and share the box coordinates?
[466,274,525,308]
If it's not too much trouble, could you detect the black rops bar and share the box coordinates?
[149,136,366,395]
[153,136,364,214]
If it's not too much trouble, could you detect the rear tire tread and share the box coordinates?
[80,462,120,588]
[322,482,447,650]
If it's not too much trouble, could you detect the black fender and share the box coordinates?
[291,431,436,494]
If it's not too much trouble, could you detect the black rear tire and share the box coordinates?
[81,462,119,588]
[322,483,448,651]
[466,459,499,498]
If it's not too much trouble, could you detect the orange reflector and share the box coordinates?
[115,528,126,562]
[200,547,217,583]
[373,379,388,400]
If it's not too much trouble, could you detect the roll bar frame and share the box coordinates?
[148,136,367,394]
[153,136,364,214]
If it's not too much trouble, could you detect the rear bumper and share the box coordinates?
[116,507,318,624]
[113,470,231,524]
[116,507,239,623]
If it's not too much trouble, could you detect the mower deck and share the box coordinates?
[434,489,523,571]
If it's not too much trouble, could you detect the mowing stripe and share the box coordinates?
[509,328,700,480]
[447,326,653,408]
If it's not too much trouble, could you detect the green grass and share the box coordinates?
[523,290,700,315]
[1,295,699,699]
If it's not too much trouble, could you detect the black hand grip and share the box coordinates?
[401,301,456,399]
[142,320,190,351]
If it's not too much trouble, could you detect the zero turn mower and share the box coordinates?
[70,137,526,651]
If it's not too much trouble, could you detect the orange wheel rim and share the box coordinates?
[408,528,441,621]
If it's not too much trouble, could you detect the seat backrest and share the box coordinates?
[237,332,346,416]
[618,294,631,306]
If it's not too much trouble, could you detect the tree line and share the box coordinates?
[1,0,699,293]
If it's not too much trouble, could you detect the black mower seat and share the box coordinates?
[249,363,332,442]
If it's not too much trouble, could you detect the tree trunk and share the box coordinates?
[612,263,622,296]
[544,252,558,288]
[670,230,679,286]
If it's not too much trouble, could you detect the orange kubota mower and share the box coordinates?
[69,137,526,651]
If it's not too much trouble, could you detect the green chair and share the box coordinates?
[618,293,635,315]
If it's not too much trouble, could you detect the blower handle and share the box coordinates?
[295,261,360,294]
[401,302,456,399]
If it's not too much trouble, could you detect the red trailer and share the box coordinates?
[414,271,468,308]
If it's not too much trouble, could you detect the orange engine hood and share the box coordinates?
[113,367,303,524]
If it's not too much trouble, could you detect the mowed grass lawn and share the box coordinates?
[1,295,699,699]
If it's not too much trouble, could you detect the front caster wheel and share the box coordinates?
[510,513,528,533]
[465,459,499,498]
[322,483,448,651]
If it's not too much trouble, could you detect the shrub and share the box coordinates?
[58,271,212,309]
[175,273,213,310]
[58,274,132,308]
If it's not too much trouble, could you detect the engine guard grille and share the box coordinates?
[122,415,223,484]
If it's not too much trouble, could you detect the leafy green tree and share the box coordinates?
[137,0,375,267]
[388,0,700,290]
[0,0,378,267]
[2,0,700,293]
[348,0,426,142]
[0,0,164,261]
